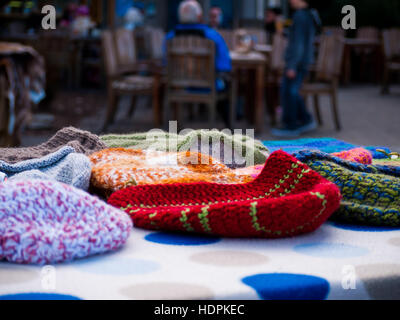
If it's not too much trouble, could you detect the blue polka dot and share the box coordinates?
[294,242,369,258]
[0,293,81,300]
[73,256,160,275]
[242,273,330,300]
[331,222,400,232]
[145,232,221,246]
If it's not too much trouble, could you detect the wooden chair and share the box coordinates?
[381,29,400,94]
[322,26,345,38]
[355,27,381,82]
[37,31,74,88]
[301,35,345,131]
[101,29,161,131]
[218,29,235,50]
[0,60,11,146]
[146,27,165,61]
[166,36,234,128]
[265,34,287,125]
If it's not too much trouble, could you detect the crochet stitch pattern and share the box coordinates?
[108,150,341,238]
[90,148,254,196]
[101,130,270,168]
[0,180,132,265]
[294,150,400,226]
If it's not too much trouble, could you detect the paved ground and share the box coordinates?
[22,84,400,152]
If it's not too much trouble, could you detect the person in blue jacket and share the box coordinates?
[164,1,232,125]
[271,0,320,137]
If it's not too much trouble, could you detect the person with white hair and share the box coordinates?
[165,0,232,125]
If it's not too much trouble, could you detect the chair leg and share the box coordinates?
[381,66,390,95]
[128,96,137,118]
[208,101,217,128]
[103,89,119,132]
[229,79,237,129]
[331,91,341,131]
[313,95,323,126]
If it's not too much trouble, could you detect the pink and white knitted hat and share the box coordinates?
[0,179,133,265]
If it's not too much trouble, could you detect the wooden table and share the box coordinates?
[342,38,382,85]
[254,44,273,55]
[230,51,267,133]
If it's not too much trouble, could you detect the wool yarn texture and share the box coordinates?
[331,148,372,165]
[0,179,132,265]
[100,130,270,168]
[0,127,106,163]
[90,148,254,197]
[108,150,341,238]
[0,146,91,190]
[294,150,400,226]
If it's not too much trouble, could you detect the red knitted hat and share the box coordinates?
[108,151,341,238]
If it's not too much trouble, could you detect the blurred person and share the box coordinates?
[209,6,223,29]
[271,0,320,137]
[124,7,144,30]
[264,7,284,41]
[165,0,232,126]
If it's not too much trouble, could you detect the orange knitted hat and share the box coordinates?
[89,148,253,197]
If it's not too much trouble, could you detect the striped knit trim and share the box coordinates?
[130,162,309,209]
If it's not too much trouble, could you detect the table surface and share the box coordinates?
[1,223,399,300]
[230,51,267,64]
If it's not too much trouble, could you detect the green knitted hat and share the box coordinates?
[101,130,270,168]
[294,150,400,227]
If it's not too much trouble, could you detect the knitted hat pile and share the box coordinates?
[294,150,400,226]
[0,127,106,163]
[90,148,254,197]
[108,150,341,238]
[0,146,91,190]
[100,130,270,168]
[0,179,132,265]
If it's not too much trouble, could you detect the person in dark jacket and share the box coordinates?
[271,0,319,137]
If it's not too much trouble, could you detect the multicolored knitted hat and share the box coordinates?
[0,180,132,265]
[331,148,372,165]
[108,151,341,238]
[294,150,400,226]
[90,148,254,197]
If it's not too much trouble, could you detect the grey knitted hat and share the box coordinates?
[0,146,91,190]
[0,127,107,164]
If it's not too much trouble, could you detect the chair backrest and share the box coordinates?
[382,29,400,60]
[357,27,379,40]
[166,36,216,91]
[147,27,166,60]
[270,33,287,72]
[114,28,137,67]
[322,26,345,39]
[218,29,235,50]
[101,30,119,78]
[315,35,345,82]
